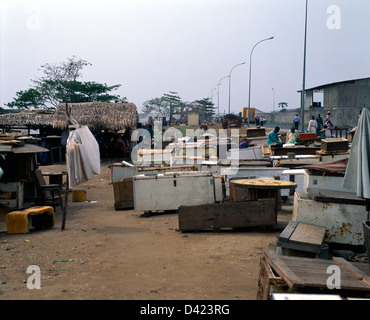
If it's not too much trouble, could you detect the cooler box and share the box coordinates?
[133,172,216,211]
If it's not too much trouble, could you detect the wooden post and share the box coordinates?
[61,102,69,231]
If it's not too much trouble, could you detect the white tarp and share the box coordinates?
[66,126,101,187]
[342,107,370,199]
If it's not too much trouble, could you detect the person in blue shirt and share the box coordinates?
[293,114,300,130]
[268,126,283,148]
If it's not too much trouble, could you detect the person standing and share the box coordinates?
[222,118,228,130]
[255,116,260,126]
[316,114,323,134]
[307,115,318,133]
[260,116,265,126]
[325,111,335,135]
[293,114,300,130]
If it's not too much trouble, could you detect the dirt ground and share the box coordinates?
[0,160,293,300]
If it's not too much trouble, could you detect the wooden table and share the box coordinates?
[230,179,297,212]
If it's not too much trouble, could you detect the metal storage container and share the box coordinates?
[133,171,216,212]
[292,192,367,246]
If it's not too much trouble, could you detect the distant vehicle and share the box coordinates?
[242,107,256,123]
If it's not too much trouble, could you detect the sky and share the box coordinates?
[1,0,370,115]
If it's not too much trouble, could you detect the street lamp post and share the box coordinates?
[217,75,230,118]
[209,85,217,104]
[301,0,308,132]
[247,36,274,127]
[228,62,246,114]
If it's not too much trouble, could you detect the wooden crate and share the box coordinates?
[178,199,276,232]
[271,146,320,156]
[256,255,288,300]
[261,145,270,157]
[113,178,134,210]
[277,221,326,254]
[298,133,317,140]
[321,138,348,152]
[246,127,265,137]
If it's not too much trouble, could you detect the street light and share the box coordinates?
[247,36,274,126]
[228,62,246,114]
[301,0,308,132]
[217,75,230,118]
[209,85,218,105]
[208,85,217,99]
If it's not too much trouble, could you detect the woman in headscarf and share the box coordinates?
[287,127,299,144]
[325,111,335,135]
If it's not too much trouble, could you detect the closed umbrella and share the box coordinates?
[342,107,370,210]
[343,107,370,262]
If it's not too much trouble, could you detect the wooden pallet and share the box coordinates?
[257,250,370,299]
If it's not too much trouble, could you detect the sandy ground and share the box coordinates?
[0,160,292,300]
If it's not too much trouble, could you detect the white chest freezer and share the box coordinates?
[110,163,197,183]
[133,171,217,212]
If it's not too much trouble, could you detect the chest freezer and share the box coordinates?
[110,162,196,183]
[133,171,218,212]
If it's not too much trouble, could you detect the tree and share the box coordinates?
[142,97,170,116]
[6,88,46,109]
[278,102,288,111]
[142,91,183,122]
[194,98,215,120]
[6,56,127,109]
[163,91,181,123]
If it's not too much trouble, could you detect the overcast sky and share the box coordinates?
[1,0,370,115]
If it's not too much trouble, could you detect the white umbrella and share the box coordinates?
[343,108,370,260]
[343,107,370,200]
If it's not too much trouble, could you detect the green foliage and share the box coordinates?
[142,97,169,116]
[142,93,216,122]
[6,56,126,109]
[194,97,215,118]
[5,88,46,109]
[142,91,182,117]
[278,102,288,111]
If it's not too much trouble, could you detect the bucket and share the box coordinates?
[72,190,87,202]
[362,221,370,266]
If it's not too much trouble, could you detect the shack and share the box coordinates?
[0,110,67,164]
[53,102,138,158]
[0,140,49,231]
[0,109,55,135]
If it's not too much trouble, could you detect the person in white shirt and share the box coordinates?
[307,115,318,133]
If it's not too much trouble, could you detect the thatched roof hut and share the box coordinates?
[0,109,55,128]
[53,102,138,131]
